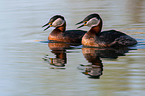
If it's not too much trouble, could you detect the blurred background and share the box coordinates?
[0,0,145,96]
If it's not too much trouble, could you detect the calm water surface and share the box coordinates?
[1,0,145,96]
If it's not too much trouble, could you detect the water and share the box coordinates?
[0,0,145,96]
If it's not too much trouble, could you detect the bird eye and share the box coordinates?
[49,22,52,25]
[84,21,87,23]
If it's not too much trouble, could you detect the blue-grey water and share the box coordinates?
[1,0,145,96]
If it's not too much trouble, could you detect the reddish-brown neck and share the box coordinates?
[88,19,103,34]
[56,22,66,32]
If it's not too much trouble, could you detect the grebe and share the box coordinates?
[76,13,137,47]
[42,15,86,44]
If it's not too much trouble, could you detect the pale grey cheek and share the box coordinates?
[52,22,61,27]
[52,23,57,27]
[86,21,97,27]
[86,19,100,27]
[52,19,64,27]
[87,23,92,27]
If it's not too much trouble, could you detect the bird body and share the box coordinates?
[82,30,137,47]
[48,29,86,43]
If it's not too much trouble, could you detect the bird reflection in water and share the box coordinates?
[43,42,80,69]
[43,42,71,69]
[80,47,130,79]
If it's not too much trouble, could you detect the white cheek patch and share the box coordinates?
[52,18,64,27]
[86,17,100,27]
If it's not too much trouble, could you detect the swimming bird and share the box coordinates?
[76,13,137,47]
[42,15,86,44]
